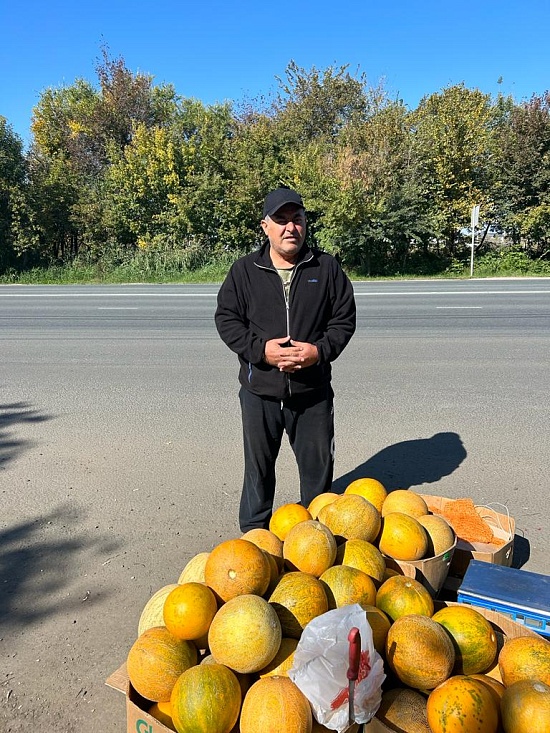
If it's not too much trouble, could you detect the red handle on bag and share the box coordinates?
[347,627,361,681]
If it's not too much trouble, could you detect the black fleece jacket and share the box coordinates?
[215,242,356,400]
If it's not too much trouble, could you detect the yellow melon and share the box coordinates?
[178,552,210,584]
[283,520,337,576]
[498,635,550,686]
[362,604,392,655]
[501,679,550,733]
[258,637,299,677]
[376,575,434,621]
[417,514,455,556]
[163,582,218,641]
[241,528,284,571]
[427,675,499,733]
[269,503,312,541]
[204,538,271,602]
[170,662,242,733]
[319,565,377,609]
[208,594,282,674]
[149,700,176,731]
[307,492,340,519]
[138,584,179,636]
[336,538,386,583]
[378,512,429,561]
[432,605,498,675]
[344,477,387,512]
[382,489,429,518]
[318,493,381,543]
[386,615,455,690]
[239,677,312,733]
[269,571,328,639]
[127,626,198,702]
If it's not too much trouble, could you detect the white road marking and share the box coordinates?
[0,289,549,297]
[435,306,483,309]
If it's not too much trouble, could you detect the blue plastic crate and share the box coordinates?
[457,560,550,637]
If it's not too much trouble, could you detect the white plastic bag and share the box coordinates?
[288,603,385,732]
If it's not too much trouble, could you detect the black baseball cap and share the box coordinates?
[262,187,305,218]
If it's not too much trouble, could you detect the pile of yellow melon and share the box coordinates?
[126,479,550,733]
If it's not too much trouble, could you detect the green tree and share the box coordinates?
[0,118,26,271]
[493,92,550,250]
[411,84,497,252]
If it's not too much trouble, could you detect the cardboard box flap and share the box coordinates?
[105,662,129,694]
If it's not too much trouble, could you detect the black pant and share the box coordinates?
[238,385,335,532]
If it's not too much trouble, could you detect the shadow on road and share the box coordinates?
[0,401,53,467]
[333,431,468,492]
[0,503,120,629]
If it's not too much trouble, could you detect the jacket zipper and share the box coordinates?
[255,253,314,398]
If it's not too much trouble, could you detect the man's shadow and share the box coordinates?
[333,432,467,493]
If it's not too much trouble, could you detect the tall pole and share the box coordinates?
[470,205,479,278]
[470,226,475,277]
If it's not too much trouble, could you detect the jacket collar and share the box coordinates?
[254,240,314,269]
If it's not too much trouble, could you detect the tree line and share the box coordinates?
[1,51,549,277]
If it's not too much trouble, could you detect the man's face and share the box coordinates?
[261,203,307,264]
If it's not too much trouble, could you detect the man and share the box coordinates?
[215,187,356,532]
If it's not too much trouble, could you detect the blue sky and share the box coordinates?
[3,0,549,147]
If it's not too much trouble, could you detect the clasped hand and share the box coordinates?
[263,336,319,372]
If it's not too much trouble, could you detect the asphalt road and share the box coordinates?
[1,278,549,731]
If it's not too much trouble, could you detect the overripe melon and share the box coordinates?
[498,635,550,686]
[283,520,337,576]
[344,477,387,512]
[127,626,198,702]
[432,605,497,675]
[335,538,386,583]
[268,571,328,639]
[269,503,312,540]
[208,594,281,674]
[426,675,499,733]
[376,575,434,621]
[319,564,377,609]
[379,512,428,561]
[317,493,381,543]
[500,679,550,733]
[204,538,271,602]
[382,489,429,518]
[239,676,312,733]
[138,584,179,636]
[385,615,455,690]
[170,662,242,733]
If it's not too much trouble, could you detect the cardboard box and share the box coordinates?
[363,601,541,732]
[106,662,175,733]
[384,532,457,598]
[420,495,515,578]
